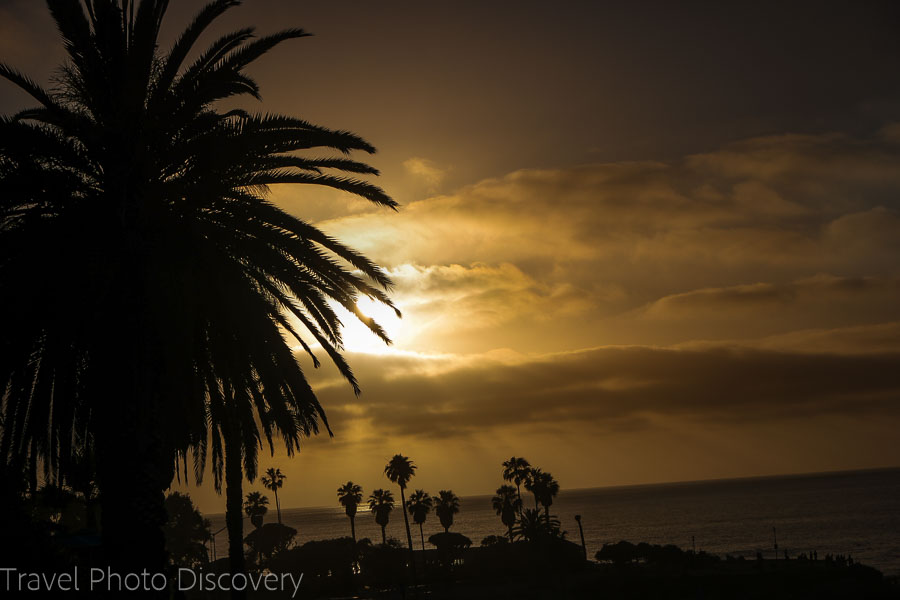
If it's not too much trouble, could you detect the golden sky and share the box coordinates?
[3,1,899,512]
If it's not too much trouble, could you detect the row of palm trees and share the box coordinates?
[240,457,558,565]
[336,455,462,551]
[241,467,287,529]
[494,457,560,539]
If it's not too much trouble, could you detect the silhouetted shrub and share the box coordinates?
[163,492,210,567]
[481,534,509,547]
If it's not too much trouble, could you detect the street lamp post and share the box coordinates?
[575,514,587,560]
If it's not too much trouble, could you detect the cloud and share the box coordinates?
[308,343,900,441]
[639,274,900,322]
[319,128,900,351]
[402,157,447,192]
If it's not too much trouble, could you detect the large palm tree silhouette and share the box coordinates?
[0,0,396,573]
[502,457,531,513]
[261,468,286,524]
[384,454,417,554]
[434,490,461,533]
[406,489,433,551]
[367,489,394,545]
[491,484,521,541]
[337,481,363,543]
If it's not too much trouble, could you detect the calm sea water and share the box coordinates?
[205,468,900,576]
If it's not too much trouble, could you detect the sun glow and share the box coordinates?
[336,296,404,355]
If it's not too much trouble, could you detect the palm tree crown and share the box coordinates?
[384,454,416,489]
[0,0,397,570]
[434,490,461,533]
[384,454,417,555]
[530,470,560,520]
[491,484,521,541]
[261,467,286,524]
[367,488,394,545]
[406,489,432,550]
[502,456,531,512]
[337,481,363,542]
[243,491,269,529]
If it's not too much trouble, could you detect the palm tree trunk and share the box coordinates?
[350,514,356,543]
[400,487,414,552]
[419,522,425,551]
[508,524,514,542]
[224,434,246,600]
[399,487,417,586]
[94,337,171,586]
[516,483,523,514]
[544,504,550,525]
[380,524,386,545]
[274,488,281,524]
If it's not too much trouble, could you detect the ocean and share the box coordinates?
[205,467,900,576]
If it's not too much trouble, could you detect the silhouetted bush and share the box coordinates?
[244,522,296,564]
[358,538,407,588]
[481,534,509,547]
[163,492,210,568]
[596,540,721,569]
[267,537,359,596]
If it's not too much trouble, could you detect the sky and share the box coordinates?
[2,0,900,514]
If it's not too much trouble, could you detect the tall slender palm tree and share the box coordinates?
[367,489,394,545]
[384,454,417,553]
[261,468,286,524]
[501,457,531,513]
[523,467,544,509]
[0,0,397,574]
[243,491,269,529]
[406,489,432,551]
[337,481,363,543]
[491,485,521,541]
[434,490,460,533]
[532,471,560,523]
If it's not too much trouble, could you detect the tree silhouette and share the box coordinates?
[434,490,461,533]
[243,492,269,529]
[0,0,397,574]
[384,454,417,554]
[261,468,286,524]
[406,489,433,551]
[531,470,560,523]
[367,489,394,545]
[511,508,563,543]
[491,485,521,541]
[523,467,544,509]
[163,492,211,568]
[502,457,531,513]
[337,481,363,543]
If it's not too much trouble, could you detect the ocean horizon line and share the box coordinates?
[202,464,900,517]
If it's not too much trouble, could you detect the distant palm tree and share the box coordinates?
[532,471,560,523]
[261,468,286,524]
[491,485,521,541]
[337,481,363,543]
[523,467,544,509]
[406,489,433,551]
[244,492,269,529]
[384,454,417,554]
[502,457,531,513]
[434,490,461,533]
[368,489,394,545]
